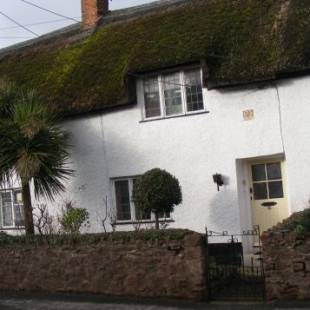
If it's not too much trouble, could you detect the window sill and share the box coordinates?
[0,227,25,231]
[140,110,210,123]
[114,219,174,226]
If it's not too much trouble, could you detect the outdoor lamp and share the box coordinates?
[213,173,224,191]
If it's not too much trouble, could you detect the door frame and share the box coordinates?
[236,154,287,254]
[247,156,288,233]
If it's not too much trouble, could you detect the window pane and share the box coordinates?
[268,181,284,199]
[253,183,268,200]
[131,178,151,220]
[135,207,151,220]
[14,204,24,227]
[163,73,183,116]
[1,192,13,227]
[184,70,204,112]
[144,77,161,118]
[115,181,131,221]
[14,190,23,204]
[13,190,24,227]
[267,163,282,180]
[159,211,170,219]
[252,164,266,181]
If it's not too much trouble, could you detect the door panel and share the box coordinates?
[249,160,289,234]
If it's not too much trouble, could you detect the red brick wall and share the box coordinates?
[82,0,108,28]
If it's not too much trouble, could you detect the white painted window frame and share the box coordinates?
[112,177,172,224]
[0,188,24,229]
[141,68,205,121]
[251,162,284,200]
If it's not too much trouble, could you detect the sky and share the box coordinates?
[0,0,155,49]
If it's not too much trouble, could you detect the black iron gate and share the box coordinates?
[205,226,265,301]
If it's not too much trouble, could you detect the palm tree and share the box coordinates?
[0,82,73,235]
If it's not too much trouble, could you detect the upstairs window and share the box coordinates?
[143,77,161,118]
[184,70,204,112]
[163,73,183,116]
[142,69,204,120]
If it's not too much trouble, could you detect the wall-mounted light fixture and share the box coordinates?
[213,173,224,191]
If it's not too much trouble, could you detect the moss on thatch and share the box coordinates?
[0,0,308,116]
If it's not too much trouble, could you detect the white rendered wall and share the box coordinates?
[34,75,310,235]
[277,77,310,212]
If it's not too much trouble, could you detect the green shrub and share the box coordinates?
[132,168,182,229]
[0,229,191,247]
[60,202,89,234]
[295,208,310,233]
[282,208,310,234]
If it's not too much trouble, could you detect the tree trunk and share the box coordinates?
[22,182,34,235]
[155,212,159,230]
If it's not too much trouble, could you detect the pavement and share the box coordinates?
[0,293,309,310]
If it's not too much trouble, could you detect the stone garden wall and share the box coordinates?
[262,213,310,301]
[0,230,206,300]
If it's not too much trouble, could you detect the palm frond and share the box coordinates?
[0,82,74,199]
[0,119,20,183]
[31,127,74,199]
[0,80,19,118]
[14,90,52,139]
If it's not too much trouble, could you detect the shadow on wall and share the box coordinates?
[207,188,241,237]
[55,116,150,233]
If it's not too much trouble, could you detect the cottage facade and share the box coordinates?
[0,0,309,246]
[60,74,310,237]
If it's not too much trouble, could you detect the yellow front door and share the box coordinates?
[249,159,289,234]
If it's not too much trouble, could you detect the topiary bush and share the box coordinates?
[132,168,182,229]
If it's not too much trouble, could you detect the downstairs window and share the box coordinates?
[0,189,24,228]
[113,178,170,222]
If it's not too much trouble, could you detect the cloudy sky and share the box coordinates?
[0,0,155,49]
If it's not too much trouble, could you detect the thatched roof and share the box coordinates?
[0,0,308,116]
